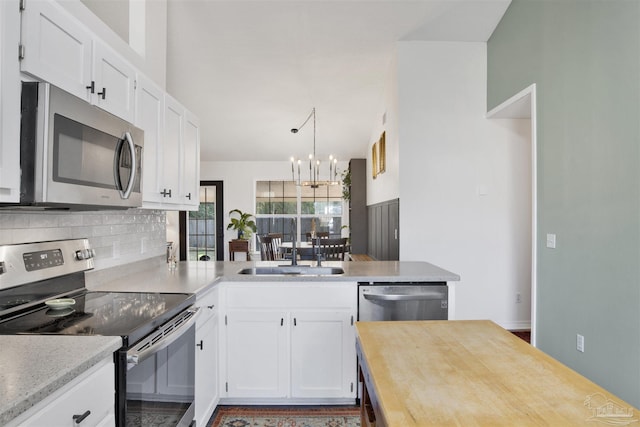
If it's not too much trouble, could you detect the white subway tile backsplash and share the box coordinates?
[0,209,166,272]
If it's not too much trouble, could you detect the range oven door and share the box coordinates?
[116,308,199,427]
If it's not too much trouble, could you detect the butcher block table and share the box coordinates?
[355,320,638,426]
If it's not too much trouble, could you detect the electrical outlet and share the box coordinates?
[577,334,585,352]
[516,293,522,304]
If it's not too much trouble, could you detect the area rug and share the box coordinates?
[209,406,361,427]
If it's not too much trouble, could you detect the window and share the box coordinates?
[180,181,224,261]
[255,181,343,242]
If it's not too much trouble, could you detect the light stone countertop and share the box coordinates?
[87,260,460,294]
[0,335,122,425]
[1,259,458,425]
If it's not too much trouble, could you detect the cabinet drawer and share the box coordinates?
[19,359,114,427]
[225,283,357,309]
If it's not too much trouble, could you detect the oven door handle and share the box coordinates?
[362,291,445,302]
[126,307,200,370]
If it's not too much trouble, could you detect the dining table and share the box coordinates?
[278,241,316,260]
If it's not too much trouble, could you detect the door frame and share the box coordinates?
[179,180,225,261]
[486,84,538,346]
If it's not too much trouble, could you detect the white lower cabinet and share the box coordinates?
[195,287,220,426]
[221,282,358,403]
[290,311,357,398]
[10,358,115,427]
[225,310,289,398]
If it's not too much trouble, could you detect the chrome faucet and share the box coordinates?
[290,218,298,266]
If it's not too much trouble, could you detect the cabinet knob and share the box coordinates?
[207,305,215,310]
[196,340,204,350]
[86,81,95,94]
[161,189,172,198]
[72,410,91,424]
[186,193,192,200]
[97,87,106,100]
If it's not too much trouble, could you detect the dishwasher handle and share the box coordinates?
[362,290,446,302]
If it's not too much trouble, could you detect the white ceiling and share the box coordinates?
[165,0,510,162]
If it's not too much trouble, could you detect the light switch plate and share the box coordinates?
[546,233,556,249]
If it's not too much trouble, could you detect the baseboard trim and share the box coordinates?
[497,320,531,331]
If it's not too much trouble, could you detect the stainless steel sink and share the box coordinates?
[238,266,345,276]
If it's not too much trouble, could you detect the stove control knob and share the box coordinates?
[75,249,95,260]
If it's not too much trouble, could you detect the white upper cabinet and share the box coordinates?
[135,73,165,205]
[20,0,92,100]
[182,110,200,208]
[91,39,136,123]
[20,0,135,122]
[18,0,200,211]
[162,94,185,206]
[0,0,21,203]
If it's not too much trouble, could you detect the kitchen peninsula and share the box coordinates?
[356,320,638,426]
[1,259,459,426]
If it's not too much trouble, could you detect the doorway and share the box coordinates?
[486,84,538,346]
[179,181,224,261]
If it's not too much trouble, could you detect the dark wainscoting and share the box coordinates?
[367,198,399,261]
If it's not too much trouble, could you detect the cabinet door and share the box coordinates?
[20,0,92,101]
[181,110,200,210]
[290,311,357,398]
[136,74,165,206]
[0,0,21,203]
[225,311,288,398]
[92,39,135,122]
[162,95,184,206]
[196,313,219,426]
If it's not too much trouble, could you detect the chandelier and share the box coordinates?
[290,107,339,188]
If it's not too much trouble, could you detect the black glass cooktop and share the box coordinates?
[0,291,195,346]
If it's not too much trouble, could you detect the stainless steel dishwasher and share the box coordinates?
[358,282,448,321]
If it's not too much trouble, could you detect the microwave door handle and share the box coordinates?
[117,132,138,199]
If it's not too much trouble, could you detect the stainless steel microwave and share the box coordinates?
[7,82,144,210]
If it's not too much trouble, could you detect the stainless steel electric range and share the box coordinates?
[0,239,198,427]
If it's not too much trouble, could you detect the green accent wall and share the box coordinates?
[488,0,640,406]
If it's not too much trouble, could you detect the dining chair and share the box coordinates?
[267,233,286,260]
[258,235,276,261]
[313,237,348,261]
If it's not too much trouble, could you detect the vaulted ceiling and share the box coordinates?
[165,0,510,162]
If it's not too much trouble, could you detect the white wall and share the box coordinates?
[367,51,400,205]
[396,41,531,329]
[200,160,349,260]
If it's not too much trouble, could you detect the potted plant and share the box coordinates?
[227,209,257,240]
[341,169,351,201]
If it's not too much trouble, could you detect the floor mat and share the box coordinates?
[209,405,361,427]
